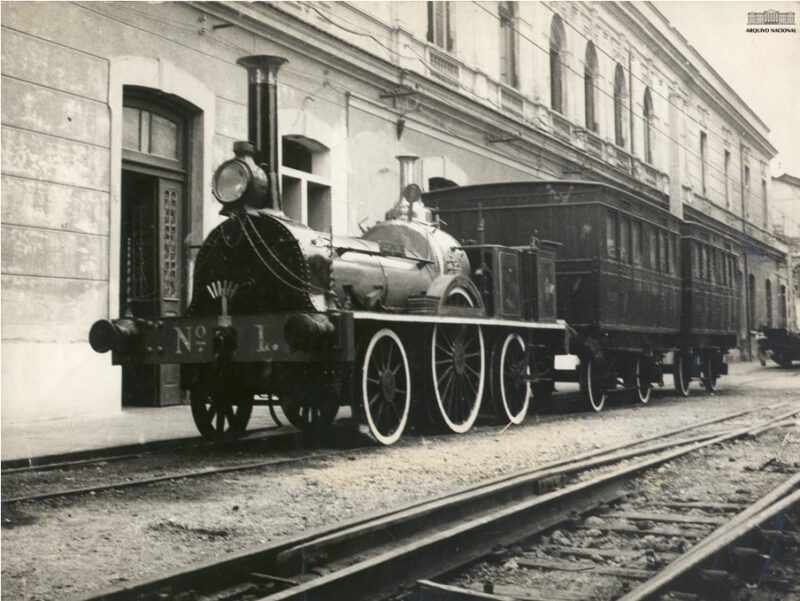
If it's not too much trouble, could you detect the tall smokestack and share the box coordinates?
[396,155,419,193]
[236,55,287,210]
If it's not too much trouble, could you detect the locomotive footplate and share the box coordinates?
[90,311,356,365]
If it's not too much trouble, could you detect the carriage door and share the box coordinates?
[120,95,187,406]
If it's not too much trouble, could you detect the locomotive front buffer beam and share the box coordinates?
[89,311,356,366]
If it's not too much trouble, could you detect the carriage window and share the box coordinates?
[606,212,618,259]
[620,216,630,263]
[671,235,678,275]
[648,226,658,270]
[711,249,718,283]
[707,246,714,283]
[632,221,642,265]
[696,244,703,279]
[700,246,708,281]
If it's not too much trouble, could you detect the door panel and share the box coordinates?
[120,169,185,406]
[158,178,184,405]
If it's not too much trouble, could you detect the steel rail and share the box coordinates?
[1,454,321,504]
[250,416,798,601]
[6,402,784,505]
[0,424,292,474]
[71,405,797,601]
[617,472,800,601]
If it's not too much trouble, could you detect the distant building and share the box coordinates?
[1,1,790,428]
[772,173,800,330]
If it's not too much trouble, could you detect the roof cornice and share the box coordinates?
[612,2,777,158]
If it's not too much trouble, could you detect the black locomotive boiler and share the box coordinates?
[429,181,740,411]
[89,55,568,445]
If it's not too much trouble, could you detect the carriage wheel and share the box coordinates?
[634,357,652,404]
[281,398,339,433]
[673,352,692,397]
[579,357,607,412]
[361,328,411,445]
[701,354,719,392]
[492,333,531,425]
[191,390,253,442]
[773,351,793,369]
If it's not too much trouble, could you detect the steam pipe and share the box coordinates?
[236,55,288,210]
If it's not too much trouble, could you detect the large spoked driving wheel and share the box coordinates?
[191,390,253,442]
[579,356,607,412]
[281,398,339,433]
[673,352,691,397]
[634,357,652,404]
[361,328,411,445]
[431,321,485,433]
[492,333,531,425]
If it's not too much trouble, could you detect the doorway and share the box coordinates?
[120,91,188,406]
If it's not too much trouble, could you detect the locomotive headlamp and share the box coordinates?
[214,161,250,204]
[212,141,269,210]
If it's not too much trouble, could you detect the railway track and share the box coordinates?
[2,402,785,505]
[69,403,798,601]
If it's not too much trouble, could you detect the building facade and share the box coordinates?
[771,173,800,330]
[1,1,790,426]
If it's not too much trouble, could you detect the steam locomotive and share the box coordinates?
[91,54,738,444]
[89,55,568,445]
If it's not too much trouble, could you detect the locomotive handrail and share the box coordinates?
[334,245,435,266]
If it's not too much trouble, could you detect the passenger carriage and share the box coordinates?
[428,180,736,411]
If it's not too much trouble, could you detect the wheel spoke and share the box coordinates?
[465,363,481,378]
[437,365,454,385]
[436,343,454,357]
[465,372,478,397]
[385,341,394,371]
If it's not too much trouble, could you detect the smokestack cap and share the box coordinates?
[236,55,288,84]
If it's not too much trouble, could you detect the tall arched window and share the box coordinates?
[499,1,518,88]
[613,63,626,147]
[550,15,566,114]
[643,87,653,164]
[584,42,598,132]
[765,278,773,327]
[748,273,756,329]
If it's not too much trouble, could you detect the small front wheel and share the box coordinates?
[191,390,253,442]
[281,398,339,433]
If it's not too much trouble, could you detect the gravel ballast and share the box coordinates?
[2,363,798,600]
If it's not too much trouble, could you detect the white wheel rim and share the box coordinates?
[362,328,411,445]
[635,359,651,404]
[431,286,485,434]
[704,357,718,391]
[586,359,606,412]
[499,333,531,424]
[675,354,690,397]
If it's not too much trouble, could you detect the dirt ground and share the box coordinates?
[2,363,798,600]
